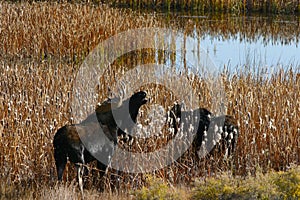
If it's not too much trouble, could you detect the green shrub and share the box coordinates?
[133,175,181,200]
[190,176,238,199]
[191,167,300,200]
[273,167,300,199]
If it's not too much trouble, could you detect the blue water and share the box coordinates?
[164,29,300,76]
[157,15,300,75]
[200,33,300,71]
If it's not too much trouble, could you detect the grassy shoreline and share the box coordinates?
[1,166,300,199]
[2,0,300,14]
[1,2,300,60]
[103,0,300,14]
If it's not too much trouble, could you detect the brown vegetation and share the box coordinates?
[0,1,159,60]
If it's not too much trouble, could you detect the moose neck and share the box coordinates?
[112,100,139,131]
[129,103,139,124]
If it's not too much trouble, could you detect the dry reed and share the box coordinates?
[0,1,159,60]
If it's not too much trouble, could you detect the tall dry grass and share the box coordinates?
[231,69,300,174]
[0,1,299,198]
[0,1,159,60]
[0,0,161,195]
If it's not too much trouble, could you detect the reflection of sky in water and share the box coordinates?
[200,33,299,70]
[166,31,299,75]
[156,30,221,77]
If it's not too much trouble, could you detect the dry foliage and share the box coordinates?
[0,1,159,59]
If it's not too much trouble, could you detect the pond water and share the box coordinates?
[200,31,299,70]
[152,13,300,74]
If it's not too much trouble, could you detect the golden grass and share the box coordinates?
[0,1,159,59]
[0,1,299,199]
[0,180,131,199]
[229,69,300,174]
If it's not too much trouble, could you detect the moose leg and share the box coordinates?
[75,145,85,198]
[77,163,84,198]
[95,161,107,192]
[96,161,107,180]
[54,148,67,181]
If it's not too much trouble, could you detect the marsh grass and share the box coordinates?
[0,180,131,199]
[1,52,299,197]
[0,1,300,199]
[0,1,159,60]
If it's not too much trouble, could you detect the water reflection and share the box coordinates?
[155,13,300,72]
[200,31,299,71]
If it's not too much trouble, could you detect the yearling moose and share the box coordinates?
[167,103,238,159]
[53,91,148,193]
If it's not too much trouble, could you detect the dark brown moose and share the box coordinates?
[167,103,239,159]
[53,91,147,194]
